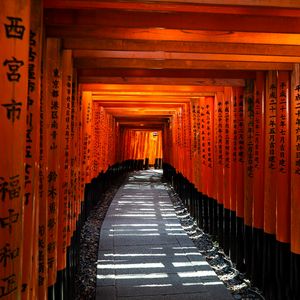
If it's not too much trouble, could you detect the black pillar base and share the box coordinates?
[244,224,252,279]
[229,211,237,263]
[236,216,246,272]
[251,227,264,289]
[262,233,276,300]
[218,203,224,248]
[223,208,231,256]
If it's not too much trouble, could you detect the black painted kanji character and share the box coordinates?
[4,17,25,39]
[1,99,22,122]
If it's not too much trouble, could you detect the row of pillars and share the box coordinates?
[163,163,300,300]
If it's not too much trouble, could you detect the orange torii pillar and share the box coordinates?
[215,91,225,247]
[229,87,239,263]
[251,72,265,289]
[244,79,255,278]
[223,87,232,256]
[0,2,30,299]
[21,0,43,299]
[57,50,73,299]
[275,71,291,298]
[44,38,63,299]
[204,97,214,238]
[291,64,300,300]
[263,71,278,298]
[234,87,245,271]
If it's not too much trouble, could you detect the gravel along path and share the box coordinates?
[167,187,266,300]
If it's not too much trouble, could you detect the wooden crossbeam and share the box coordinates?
[73,50,300,63]
[45,9,300,34]
[64,39,300,57]
[47,27,300,46]
[84,84,224,93]
[43,0,300,14]
[80,76,245,86]
[78,68,255,79]
[75,58,293,70]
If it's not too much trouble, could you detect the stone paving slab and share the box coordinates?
[97,170,233,300]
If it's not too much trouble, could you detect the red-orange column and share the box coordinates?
[291,65,300,255]
[44,38,62,288]
[244,79,255,274]
[230,88,238,214]
[235,87,245,219]
[200,98,207,195]
[253,72,265,231]
[0,2,30,299]
[38,39,48,300]
[190,99,201,191]
[186,104,192,181]
[244,79,255,228]
[223,88,232,254]
[276,71,291,244]
[205,97,214,199]
[223,88,232,211]
[264,71,278,237]
[215,92,224,205]
[22,0,42,299]
[57,50,73,273]
[91,102,100,175]
[82,91,92,183]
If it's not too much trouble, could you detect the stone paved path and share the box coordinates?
[96,170,233,300]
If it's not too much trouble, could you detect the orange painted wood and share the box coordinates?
[57,50,73,271]
[45,8,300,34]
[0,1,30,299]
[215,92,224,204]
[43,0,300,16]
[276,71,291,243]
[190,98,201,191]
[205,97,214,198]
[200,97,208,195]
[79,76,245,87]
[21,0,43,299]
[44,38,62,287]
[264,71,278,235]
[244,79,255,227]
[291,64,300,254]
[66,39,300,58]
[235,87,245,218]
[223,88,232,210]
[230,88,238,212]
[252,72,265,230]
[47,26,300,46]
[73,49,300,64]
[38,39,49,300]
[74,57,293,71]
[82,91,93,183]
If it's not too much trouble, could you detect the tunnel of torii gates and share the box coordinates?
[2,0,300,300]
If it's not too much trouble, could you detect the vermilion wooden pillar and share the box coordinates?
[22,0,42,299]
[291,64,300,300]
[223,87,232,255]
[251,71,265,288]
[56,50,73,299]
[235,86,245,271]
[229,87,238,263]
[244,79,255,278]
[275,71,291,299]
[263,70,278,298]
[215,91,224,247]
[0,2,30,299]
[44,38,62,298]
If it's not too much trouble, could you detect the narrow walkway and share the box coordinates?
[96,170,233,300]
